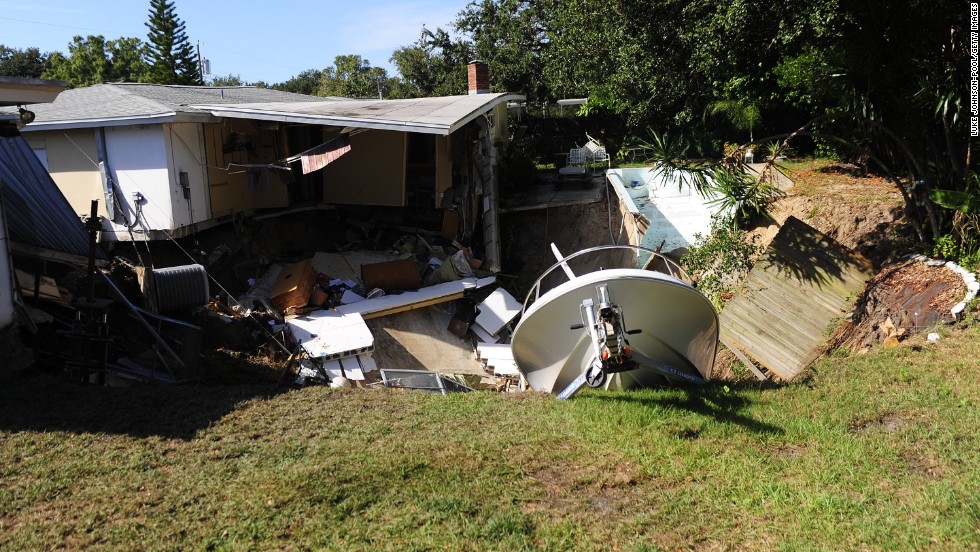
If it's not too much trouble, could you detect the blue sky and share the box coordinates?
[0,0,469,84]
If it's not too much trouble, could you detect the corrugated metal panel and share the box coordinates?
[719,216,875,380]
[0,128,93,260]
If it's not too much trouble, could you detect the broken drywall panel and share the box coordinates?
[340,289,365,304]
[335,276,496,320]
[287,311,374,359]
[358,354,378,373]
[470,323,500,344]
[474,287,521,336]
[339,356,365,380]
[477,343,519,376]
[323,358,343,379]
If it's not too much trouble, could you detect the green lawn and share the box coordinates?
[2,322,978,550]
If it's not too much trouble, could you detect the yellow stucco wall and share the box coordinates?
[30,130,106,218]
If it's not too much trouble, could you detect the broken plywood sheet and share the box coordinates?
[287,311,374,359]
[719,216,875,381]
[365,306,485,376]
[335,276,496,320]
[311,250,409,284]
[474,287,521,336]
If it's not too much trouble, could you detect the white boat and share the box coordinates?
[510,245,718,398]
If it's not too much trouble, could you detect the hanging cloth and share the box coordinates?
[299,134,351,175]
[246,165,270,192]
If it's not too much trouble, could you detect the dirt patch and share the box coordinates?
[523,459,641,519]
[903,442,947,480]
[850,411,909,434]
[751,161,913,268]
[834,260,966,352]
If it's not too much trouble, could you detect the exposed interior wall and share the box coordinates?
[164,123,211,228]
[490,102,509,146]
[321,130,405,206]
[28,130,106,218]
[103,125,173,236]
[435,135,452,207]
[204,119,289,217]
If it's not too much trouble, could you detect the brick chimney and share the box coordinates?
[467,60,490,95]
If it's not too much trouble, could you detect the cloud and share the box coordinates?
[332,1,462,57]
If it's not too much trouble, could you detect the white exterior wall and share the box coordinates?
[164,123,211,228]
[101,125,174,240]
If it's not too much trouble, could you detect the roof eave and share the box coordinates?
[17,112,179,132]
[191,107,453,135]
[191,93,527,136]
[446,93,525,135]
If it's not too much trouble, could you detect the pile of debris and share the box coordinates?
[194,232,529,393]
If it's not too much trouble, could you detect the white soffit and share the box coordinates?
[191,93,525,135]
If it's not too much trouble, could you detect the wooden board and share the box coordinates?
[336,277,496,320]
[361,257,421,292]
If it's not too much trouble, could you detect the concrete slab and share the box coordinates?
[365,305,486,376]
[500,172,606,213]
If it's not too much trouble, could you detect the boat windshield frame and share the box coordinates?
[522,244,691,311]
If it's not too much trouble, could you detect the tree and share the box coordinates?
[208,74,245,86]
[0,45,49,78]
[318,55,394,99]
[144,0,202,85]
[390,27,469,98]
[455,0,552,103]
[273,69,322,95]
[43,35,149,88]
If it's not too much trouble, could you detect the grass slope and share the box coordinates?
[2,324,978,550]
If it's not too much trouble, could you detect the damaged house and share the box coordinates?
[1,65,528,385]
[12,61,520,273]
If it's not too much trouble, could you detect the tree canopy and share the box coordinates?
[43,35,149,87]
[0,45,50,78]
[317,55,395,99]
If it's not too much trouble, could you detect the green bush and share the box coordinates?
[680,219,764,311]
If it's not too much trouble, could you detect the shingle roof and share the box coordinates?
[4,83,335,128]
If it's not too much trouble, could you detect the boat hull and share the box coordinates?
[511,268,718,394]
